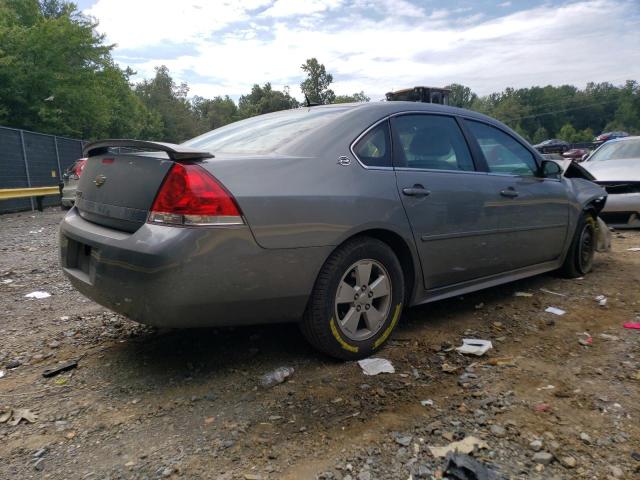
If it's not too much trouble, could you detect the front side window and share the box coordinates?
[466,120,538,176]
[352,121,392,167]
[391,114,474,171]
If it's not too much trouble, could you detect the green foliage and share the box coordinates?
[192,95,238,131]
[238,83,299,118]
[334,91,370,104]
[300,58,335,105]
[446,83,477,109]
[532,127,549,144]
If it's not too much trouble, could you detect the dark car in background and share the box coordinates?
[533,138,570,154]
[59,102,607,360]
[562,148,590,162]
[61,158,87,208]
[594,131,629,146]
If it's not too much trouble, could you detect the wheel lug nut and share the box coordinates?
[368,292,373,298]
[356,305,361,311]
[365,304,370,310]
[354,294,359,300]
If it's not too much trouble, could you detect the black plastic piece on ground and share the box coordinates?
[42,360,78,378]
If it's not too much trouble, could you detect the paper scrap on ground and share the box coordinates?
[1,279,13,284]
[456,339,493,356]
[0,370,5,379]
[514,291,533,297]
[627,247,640,251]
[421,399,434,407]
[545,306,566,316]
[623,323,640,330]
[428,436,489,458]
[357,358,395,376]
[595,295,607,306]
[24,291,50,299]
[540,288,566,297]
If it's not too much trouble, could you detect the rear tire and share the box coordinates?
[300,237,405,360]
[560,211,596,278]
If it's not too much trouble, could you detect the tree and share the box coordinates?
[135,66,201,142]
[446,83,477,109]
[300,58,335,104]
[192,95,238,131]
[333,91,370,104]
[237,83,299,118]
[532,127,548,144]
[0,0,159,140]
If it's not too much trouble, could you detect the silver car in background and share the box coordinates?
[582,136,640,228]
[59,102,606,360]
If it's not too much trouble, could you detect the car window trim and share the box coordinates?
[461,117,543,178]
[388,112,480,173]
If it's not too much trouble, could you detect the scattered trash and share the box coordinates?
[486,357,515,367]
[357,358,395,376]
[1,279,13,284]
[42,360,78,378]
[259,366,295,387]
[627,247,640,251]
[623,322,640,330]
[0,370,5,379]
[537,385,555,391]
[540,288,566,297]
[60,315,70,321]
[474,302,484,310]
[513,291,533,297]
[24,291,51,299]
[545,306,566,316]
[428,436,489,458]
[442,363,459,373]
[595,295,607,306]
[599,333,619,341]
[0,408,38,426]
[456,339,493,356]
[533,403,551,413]
[595,217,612,252]
[421,399,434,407]
[578,332,593,346]
[444,452,501,480]
[29,228,44,234]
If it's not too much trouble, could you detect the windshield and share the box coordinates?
[588,138,640,162]
[182,106,352,154]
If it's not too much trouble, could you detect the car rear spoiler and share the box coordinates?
[83,139,214,161]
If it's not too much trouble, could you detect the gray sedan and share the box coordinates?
[59,102,606,359]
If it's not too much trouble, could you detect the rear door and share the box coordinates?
[463,119,569,270]
[389,114,508,289]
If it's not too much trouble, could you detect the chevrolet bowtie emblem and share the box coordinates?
[94,174,107,187]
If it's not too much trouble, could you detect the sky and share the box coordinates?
[76,0,640,101]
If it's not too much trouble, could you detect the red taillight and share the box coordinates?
[148,163,243,226]
[73,158,87,178]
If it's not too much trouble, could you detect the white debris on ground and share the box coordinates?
[595,295,608,306]
[545,306,566,316]
[513,291,533,297]
[357,358,395,376]
[24,291,51,299]
[455,339,493,356]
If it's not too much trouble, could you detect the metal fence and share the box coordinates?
[0,126,84,213]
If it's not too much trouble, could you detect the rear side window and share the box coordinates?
[391,115,474,171]
[465,120,538,176]
[352,121,392,167]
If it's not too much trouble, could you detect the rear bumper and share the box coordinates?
[600,193,640,228]
[59,208,329,327]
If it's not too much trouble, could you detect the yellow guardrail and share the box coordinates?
[0,186,61,201]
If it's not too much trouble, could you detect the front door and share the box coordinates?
[463,119,569,270]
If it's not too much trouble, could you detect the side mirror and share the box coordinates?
[541,160,563,178]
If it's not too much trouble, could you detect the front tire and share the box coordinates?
[560,212,596,278]
[300,237,405,360]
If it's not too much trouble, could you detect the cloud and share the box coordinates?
[85,0,640,100]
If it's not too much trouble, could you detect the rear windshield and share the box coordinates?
[182,107,352,154]
[588,138,640,162]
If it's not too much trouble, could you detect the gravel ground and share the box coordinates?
[1,208,639,480]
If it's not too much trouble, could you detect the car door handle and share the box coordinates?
[402,185,430,197]
[500,189,519,198]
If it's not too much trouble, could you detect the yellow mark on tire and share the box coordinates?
[374,303,402,349]
[330,317,359,353]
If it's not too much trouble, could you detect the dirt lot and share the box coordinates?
[1,208,639,480]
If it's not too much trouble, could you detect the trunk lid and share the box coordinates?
[75,140,214,232]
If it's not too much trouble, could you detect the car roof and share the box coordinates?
[606,135,640,144]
